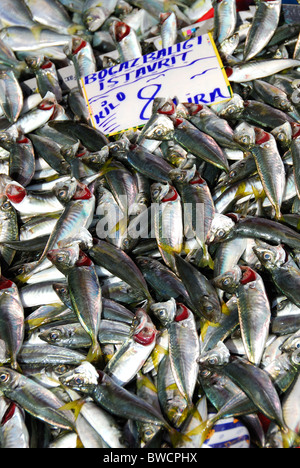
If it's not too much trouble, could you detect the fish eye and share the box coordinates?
[122,238,130,249]
[255,262,262,271]
[204,304,214,312]
[0,372,9,383]
[200,369,211,378]
[144,429,154,438]
[74,376,84,385]
[55,364,68,374]
[48,330,61,342]
[263,252,272,261]
[277,133,285,141]
[1,201,11,210]
[154,128,163,137]
[58,189,67,198]
[208,356,218,365]
[222,277,232,286]
[157,309,166,317]
[229,170,237,178]
[241,136,250,144]
[217,229,225,238]
[277,301,286,311]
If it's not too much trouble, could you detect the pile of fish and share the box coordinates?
[0,0,300,449]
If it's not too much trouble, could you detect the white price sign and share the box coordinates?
[81,33,233,137]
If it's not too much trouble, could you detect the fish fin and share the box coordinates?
[137,373,158,393]
[221,301,231,316]
[86,341,103,367]
[59,399,85,420]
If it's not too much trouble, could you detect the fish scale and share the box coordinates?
[0,0,299,450]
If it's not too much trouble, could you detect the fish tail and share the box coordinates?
[86,341,103,367]
[168,426,192,447]
[59,399,85,420]
[281,426,300,448]
[68,24,85,35]
[11,359,22,373]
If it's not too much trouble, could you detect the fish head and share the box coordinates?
[108,138,130,158]
[0,132,14,150]
[131,309,157,345]
[140,424,160,444]
[39,327,64,345]
[206,213,236,244]
[52,282,70,305]
[139,114,174,141]
[271,122,292,148]
[213,265,242,293]
[280,331,300,354]
[252,240,285,269]
[233,122,256,148]
[0,368,20,393]
[60,144,79,163]
[198,342,231,367]
[38,92,57,112]
[59,361,99,393]
[169,164,196,184]
[155,98,177,116]
[291,348,300,369]
[81,148,110,168]
[151,182,170,202]
[173,103,189,119]
[47,244,80,271]
[53,178,78,204]
[25,55,44,71]
[5,182,27,204]
[0,196,15,218]
[165,395,189,428]
[150,298,177,326]
[200,294,222,323]
[83,7,107,32]
[215,93,244,120]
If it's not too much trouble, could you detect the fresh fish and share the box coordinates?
[151,182,183,272]
[0,369,76,431]
[212,0,237,46]
[0,277,24,369]
[67,37,97,88]
[104,308,157,385]
[0,70,23,123]
[0,0,36,29]
[67,253,103,365]
[174,253,222,323]
[111,20,142,62]
[23,0,84,35]
[59,361,185,445]
[226,59,300,83]
[249,128,286,219]
[0,399,30,448]
[243,0,282,62]
[0,196,18,268]
[160,11,177,49]
[253,241,300,308]
[214,265,271,365]
[0,26,72,52]
[83,0,119,32]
